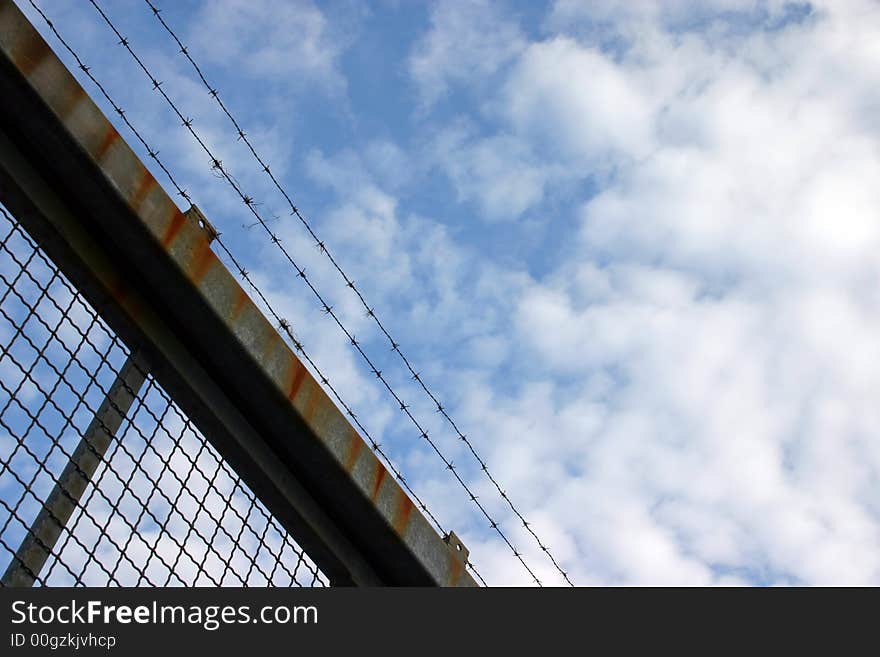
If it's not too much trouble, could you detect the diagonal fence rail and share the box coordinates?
[0,0,474,587]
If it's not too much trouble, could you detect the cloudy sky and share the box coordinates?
[19,0,880,585]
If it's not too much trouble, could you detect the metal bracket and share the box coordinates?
[444,531,470,564]
[184,204,218,243]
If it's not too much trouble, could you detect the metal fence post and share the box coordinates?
[1,353,148,586]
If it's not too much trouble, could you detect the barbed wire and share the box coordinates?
[83,0,549,586]
[209,242,487,587]
[83,0,547,586]
[139,0,572,585]
[26,0,486,587]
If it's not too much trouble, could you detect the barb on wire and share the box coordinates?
[26,0,486,586]
[141,0,571,584]
[209,240,491,585]
[87,0,543,586]
[77,0,550,586]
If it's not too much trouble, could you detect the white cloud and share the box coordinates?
[189,0,351,93]
[503,37,658,166]
[147,0,880,586]
[409,0,526,108]
[16,0,880,587]
[394,0,880,585]
[429,122,557,220]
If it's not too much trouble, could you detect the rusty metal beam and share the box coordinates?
[0,0,474,587]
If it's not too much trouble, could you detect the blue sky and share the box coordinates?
[15,0,880,585]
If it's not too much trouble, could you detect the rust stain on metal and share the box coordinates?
[128,170,156,213]
[287,360,307,401]
[303,383,321,423]
[258,322,281,365]
[12,29,49,77]
[391,493,415,536]
[187,239,216,286]
[160,210,187,248]
[371,463,387,501]
[344,434,363,473]
[54,84,86,122]
[95,125,120,162]
[229,287,250,322]
[0,0,478,586]
[446,549,464,586]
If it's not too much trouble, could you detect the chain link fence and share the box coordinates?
[0,202,327,587]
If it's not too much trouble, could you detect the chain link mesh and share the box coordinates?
[0,203,327,587]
